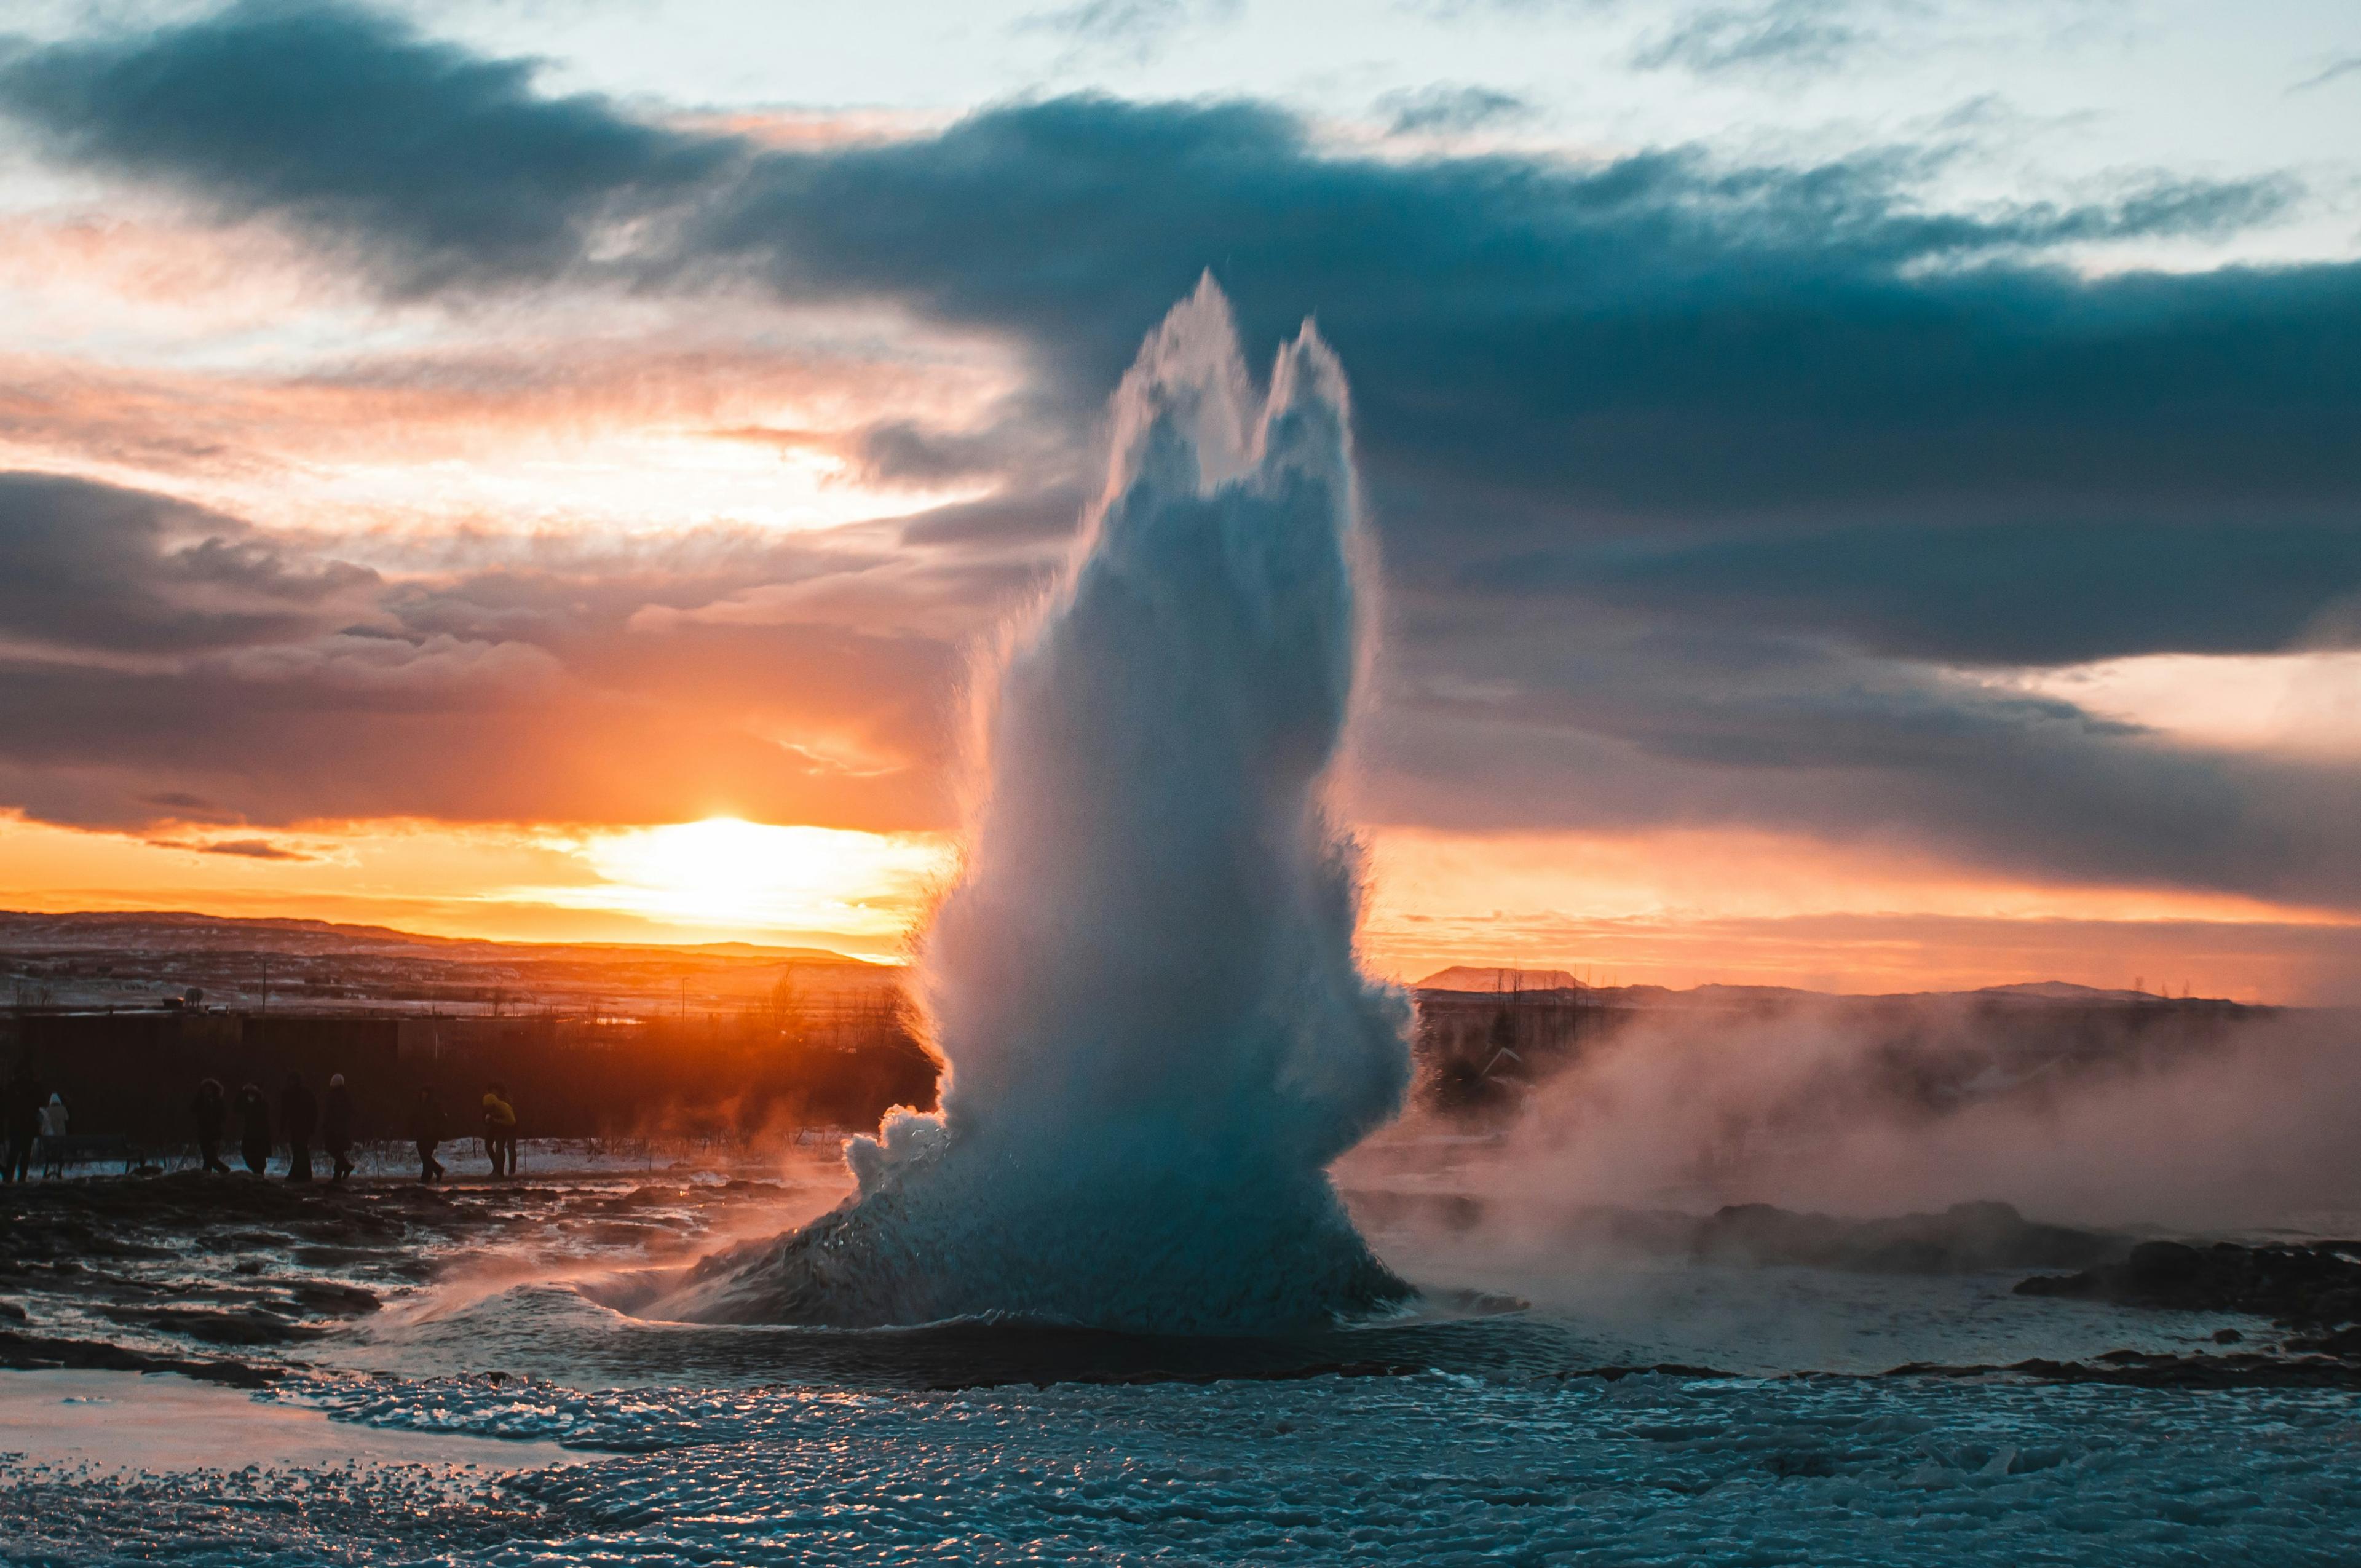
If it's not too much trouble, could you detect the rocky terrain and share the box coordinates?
[2017,1239,2361,1355]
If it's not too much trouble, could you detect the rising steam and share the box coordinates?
[654,279,1414,1332]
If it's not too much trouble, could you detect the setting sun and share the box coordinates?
[547,817,955,938]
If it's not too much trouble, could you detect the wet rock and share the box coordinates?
[285,1281,382,1316]
[0,1327,277,1387]
[1890,1350,2361,1390]
[1694,1201,2121,1274]
[2124,1240,2201,1286]
[2290,1323,2361,1358]
[126,1306,328,1346]
[2015,1241,2361,1331]
[0,1301,26,1322]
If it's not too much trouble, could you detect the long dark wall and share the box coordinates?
[2,1010,940,1149]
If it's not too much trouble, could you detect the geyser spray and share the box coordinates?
[658,279,1412,1332]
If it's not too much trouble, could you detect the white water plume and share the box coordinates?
[655,279,1414,1332]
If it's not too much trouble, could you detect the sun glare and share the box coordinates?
[551,817,954,938]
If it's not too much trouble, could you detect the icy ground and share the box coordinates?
[2,1154,2357,1564]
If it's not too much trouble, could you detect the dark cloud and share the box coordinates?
[146,836,317,860]
[1375,85,1535,136]
[0,0,732,293]
[0,472,378,654]
[1457,517,2361,665]
[687,99,2322,537]
[849,418,1046,487]
[1364,605,2361,909]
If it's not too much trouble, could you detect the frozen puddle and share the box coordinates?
[0,1369,585,1475]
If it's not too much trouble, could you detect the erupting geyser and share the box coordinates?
[655,279,1414,1332]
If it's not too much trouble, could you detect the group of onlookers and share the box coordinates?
[189,1072,358,1182]
[1,1063,521,1182]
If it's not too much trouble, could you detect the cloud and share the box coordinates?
[1457,517,2361,665]
[2,7,2360,921]
[2,15,2327,555]
[0,472,378,654]
[679,100,2318,526]
[847,416,1048,486]
[1018,0,1241,63]
[1632,0,1877,76]
[146,836,318,861]
[1362,601,2361,908]
[2290,57,2361,94]
[1375,85,1535,137]
[0,0,734,295]
[0,469,1022,833]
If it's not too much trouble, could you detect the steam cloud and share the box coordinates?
[1362,999,2361,1254]
[654,279,1414,1332]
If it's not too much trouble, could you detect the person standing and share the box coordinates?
[280,1073,317,1182]
[236,1083,271,1176]
[192,1079,230,1174]
[322,1073,355,1183]
[2,1066,43,1183]
[37,1092,68,1179]
[480,1082,517,1178]
[409,1088,446,1183]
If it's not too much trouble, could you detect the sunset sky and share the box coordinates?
[1,0,2358,999]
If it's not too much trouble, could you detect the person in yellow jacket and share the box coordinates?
[480,1082,518,1177]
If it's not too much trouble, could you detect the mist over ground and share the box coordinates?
[1353,992,2361,1251]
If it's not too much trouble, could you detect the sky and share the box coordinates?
[0,0,2357,997]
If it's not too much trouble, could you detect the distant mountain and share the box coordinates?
[1412,967,2242,1009]
[0,908,878,967]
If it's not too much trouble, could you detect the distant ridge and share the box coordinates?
[0,908,882,967]
[1412,967,2248,1009]
[1974,980,2164,1004]
[1416,965,1583,992]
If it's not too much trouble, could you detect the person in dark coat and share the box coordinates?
[236,1083,271,1175]
[279,1073,317,1182]
[192,1079,230,1174]
[408,1089,446,1183]
[3,1066,44,1184]
[322,1074,355,1182]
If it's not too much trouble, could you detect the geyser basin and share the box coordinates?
[652,280,1414,1333]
